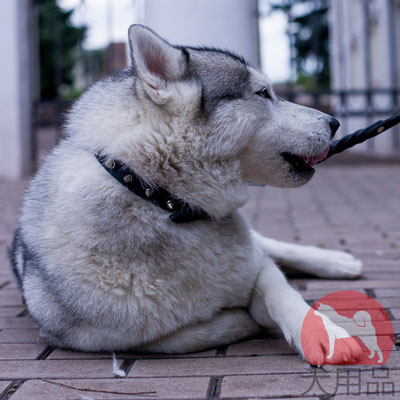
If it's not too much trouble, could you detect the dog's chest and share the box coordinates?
[75,215,258,315]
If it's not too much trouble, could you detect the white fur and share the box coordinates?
[112,353,126,377]
[17,25,364,366]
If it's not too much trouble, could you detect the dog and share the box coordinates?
[9,25,363,365]
[317,303,383,363]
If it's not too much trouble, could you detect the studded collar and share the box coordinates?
[95,154,210,223]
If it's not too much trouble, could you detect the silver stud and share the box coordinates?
[106,160,116,169]
[123,174,133,183]
[377,125,384,133]
[166,200,174,211]
[145,188,154,198]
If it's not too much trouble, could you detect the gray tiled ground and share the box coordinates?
[0,163,399,399]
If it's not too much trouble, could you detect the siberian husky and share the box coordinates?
[10,25,363,365]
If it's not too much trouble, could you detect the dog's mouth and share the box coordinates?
[281,147,329,174]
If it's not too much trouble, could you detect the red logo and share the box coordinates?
[301,290,393,365]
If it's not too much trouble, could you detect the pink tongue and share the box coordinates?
[300,147,329,166]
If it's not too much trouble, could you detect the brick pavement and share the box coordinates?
[0,163,399,399]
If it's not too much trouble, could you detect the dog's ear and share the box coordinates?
[128,25,187,105]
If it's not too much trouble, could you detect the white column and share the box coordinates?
[0,0,34,179]
[140,0,260,68]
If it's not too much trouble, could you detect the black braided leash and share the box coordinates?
[95,113,400,222]
[321,113,400,162]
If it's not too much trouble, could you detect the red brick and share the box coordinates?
[299,289,367,301]
[0,306,24,317]
[220,369,400,399]
[0,317,37,329]
[0,381,12,396]
[129,355,310,377]
[365,272,400,280]
[379,298,400,308]
[47,349,216,360]
[364,261,400,272]
[220,373,338,398]
[0,289,24,306]
[119,349,217,359]
[305,280,400,290]
[47,350,114,360]
[0,381,11,397]
[12,377,210,400]
[226,338,295,357]
[0,343,47,360]
[375,289,400,298]
[0,358,123,379]
[323,351,400,371]
[390,308,400,319]
[0,329,40,343]
[0,277,10,287]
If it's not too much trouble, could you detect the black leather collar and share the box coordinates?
[95,154,209,223]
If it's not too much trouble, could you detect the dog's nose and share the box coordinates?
[329,117,340,138]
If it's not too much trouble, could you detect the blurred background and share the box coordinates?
[0,0,399,179]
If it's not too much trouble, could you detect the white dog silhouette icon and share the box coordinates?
[316,303,383,363]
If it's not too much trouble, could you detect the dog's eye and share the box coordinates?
[256,88,272,100]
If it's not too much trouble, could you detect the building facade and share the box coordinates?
[330,0,400,154]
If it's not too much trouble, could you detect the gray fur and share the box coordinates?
[9,26,363,363]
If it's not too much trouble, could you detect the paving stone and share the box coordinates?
[333,396,398,399]
[0,359,124,379]
[226,338,296,356]
[0,306,24,317]
[375,289,400,298]
[0,289,24,306]
[123,350,217,359]
[0,343,47,360]
[305,280,400,290]
[48,349,216,360]
[12,377,210,400]
[47,350,114,360]
[0,272,13,280]
[0,381,12,396]
[129,355,310,377]
[220,373,335,398]
[390,308,400,319]
[310,297,388,311]
[220,369,400,398]
[0,329,40,343]
[0,277,11,288]
[0,316,37,329]
[364,272,400,280]
[363,261,400,272]
[1,160,400,399]
[299,289,367,301]
[378,298,400,308]
[323,350,400,371]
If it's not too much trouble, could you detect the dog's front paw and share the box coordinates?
[302,331,362,366]
[299,310,363,366]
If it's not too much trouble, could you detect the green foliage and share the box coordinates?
[268,0,330,88]
[37,0,86,99]
[59,87,85,100]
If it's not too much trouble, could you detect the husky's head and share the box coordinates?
[69,25,339,218]
[127,25,338,186]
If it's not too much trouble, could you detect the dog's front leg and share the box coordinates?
[252,231,362,279]
[249,256,362,365]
